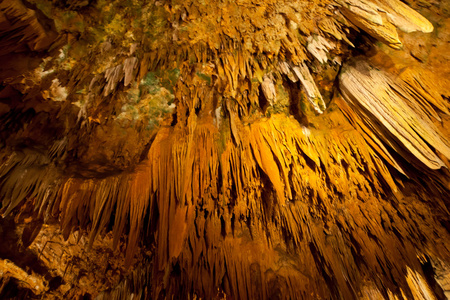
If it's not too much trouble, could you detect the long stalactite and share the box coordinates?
[0,0,449,298]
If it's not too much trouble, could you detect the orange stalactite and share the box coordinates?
[0,0,450,298]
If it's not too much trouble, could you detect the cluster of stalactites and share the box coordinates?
[1,0,449,298]
[19,0,434,123]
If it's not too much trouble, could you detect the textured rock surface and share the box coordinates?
[0,0,449,299]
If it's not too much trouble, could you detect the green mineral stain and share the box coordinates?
[141,72,161,95]
[196,72,211,85]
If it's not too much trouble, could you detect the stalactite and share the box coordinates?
[0,0,449,298]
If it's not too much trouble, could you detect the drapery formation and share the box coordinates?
[0,0,449,298]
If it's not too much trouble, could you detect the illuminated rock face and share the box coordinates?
[0,0,450,299]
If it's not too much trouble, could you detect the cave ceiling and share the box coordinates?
[0,0,450,299]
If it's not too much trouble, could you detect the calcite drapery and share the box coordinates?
[0,0,449,298]
[339,59,450,170]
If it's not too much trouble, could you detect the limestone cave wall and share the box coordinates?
[0,0,450,299]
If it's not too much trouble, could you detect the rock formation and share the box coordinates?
[0,0,449,299]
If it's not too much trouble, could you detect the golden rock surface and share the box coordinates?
[0,0,449,299]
